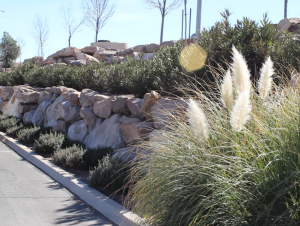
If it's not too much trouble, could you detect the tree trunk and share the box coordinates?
[68,35,71,47]
[284,0,288,19]
[160,13,165,43]
[95,32,98,42]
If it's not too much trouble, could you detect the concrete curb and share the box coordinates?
[0,132,143,226]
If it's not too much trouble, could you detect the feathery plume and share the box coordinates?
[221,69,234,110]
[231,46,251,93]
[258,57,274,99]
[187,99,210,140]
[230,90,252,131]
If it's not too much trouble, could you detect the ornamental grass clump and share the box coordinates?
[128,47,300,225]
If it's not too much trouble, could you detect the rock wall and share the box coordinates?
[0,85,187,162]
[24,40,181,67]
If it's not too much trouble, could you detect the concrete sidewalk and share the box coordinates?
[0,142,113,226]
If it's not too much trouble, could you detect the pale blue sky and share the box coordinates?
[0,0,299,61]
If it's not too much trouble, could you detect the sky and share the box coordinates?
[0,0,299,61]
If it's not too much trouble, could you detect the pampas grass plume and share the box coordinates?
[232,46,251,93]
[221,69,234,110]
[258,57,274,99]
[188,99,210,140]
[230,90,252,131]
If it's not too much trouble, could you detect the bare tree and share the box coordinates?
[32,14,49,57]
[60,3,85,47]
[144,0,182,43]
[17,37,26,63]
[284,0,288,19]
[81,0,115,42]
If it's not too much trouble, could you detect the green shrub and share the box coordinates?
[82,147,113,169]
[89,155,128,191]
[52,144,86,168]
[6,124,24,137]
[0,117,21,132]
[33,132,65,153]
[61,137,84,149]
[17,125,42,144]
[0,114,10,121]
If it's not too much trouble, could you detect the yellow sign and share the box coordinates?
[180,44,207,72]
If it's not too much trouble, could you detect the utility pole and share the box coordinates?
[196,0,202,34]
[284,0,288,19]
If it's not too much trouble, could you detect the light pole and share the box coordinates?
[196,0,202,34]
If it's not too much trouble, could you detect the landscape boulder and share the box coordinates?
[80,107,98,133]
[80,46,100,55]
[32,100,52,126]
[84,114,126,150]
[23,110,35,123]
[75,53,99,65]
[0,86,14,101]
[79,89,99,108]
[2,94,21,118]
[126,98,144,119]
[132,45,146,53]
[141,91,161,121]
[145,43,160,53]
[14,86,40,104]
[93,96,116,118]
[56,47,80,58]
[18,103,38,114]
[62,91,80,105]
[116,48,133,57]
[120,116,154,144]
[151,98,187,129]
[112,97,131,116]
[67,119,88,143]
[52,120,68,134]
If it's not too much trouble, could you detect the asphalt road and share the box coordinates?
[0,142,114,226]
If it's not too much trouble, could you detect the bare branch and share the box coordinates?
[17,37,26,63]
[32,14,49,57]
[81,0,115,42]
[60,3,85,47]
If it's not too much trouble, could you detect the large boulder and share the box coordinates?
[14,86,40,104]
[116,48,133,57]
[75,53,99,65]
[151,98,187,129]
[56,47,81,58]
[18,103,38,114]
[120,116,154,144]
[38,91,58,104]
[80,46,100,55]
[32,100,52,126]
[67,119,88,143]
[44,95,81,127]
[141,91,161,121]
[79,89,99,108]
[23,110,35,124]
[62,91,80,105]
[93,49,117,61]
[0,86,14,101]
[126,98,144,119]
[93,96,116,118]
[142,53,154,61]
[112,97,131,116]
[84,114,126,150]
[52,120,68,134]
[2,94,21,118]
[132,45,146,53]
[278,18,293,32]
[63,56,76,64]
[145,43,160,53]
[80,107,98,133]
